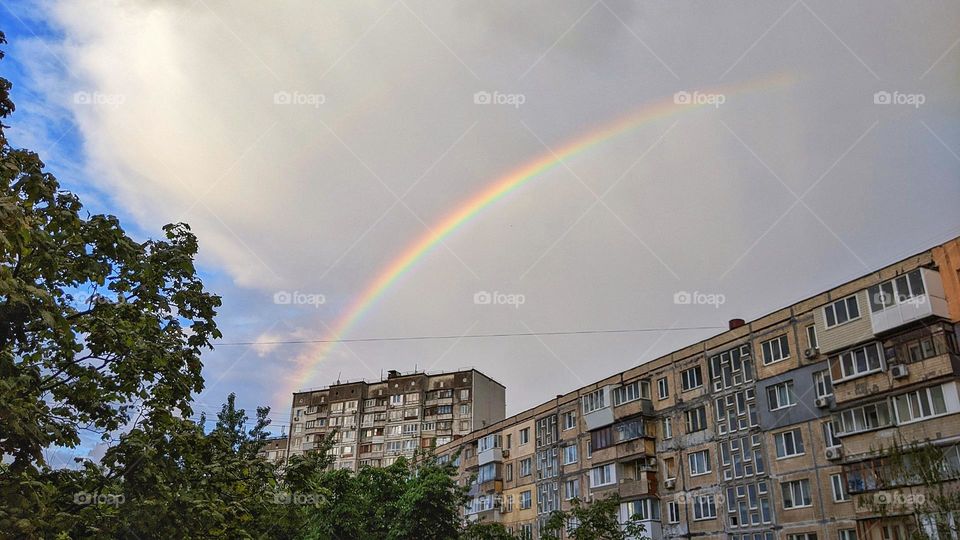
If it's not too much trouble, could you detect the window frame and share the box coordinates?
[681,365,704,392]
[762,335,791,365]
[823,294,861,329]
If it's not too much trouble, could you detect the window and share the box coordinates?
[774,429,805,458]
[623,498,660,521]
[762,335,790,365]
[686,406,708,432]
[814,370,833,398]
[459,389,470,400]
[504,463,513,481]
[591,426,614,450]
[837,343,883,379]
[613,381,645,405]
[519,428,530,445]
[562,411,577,430]
[893,385,948,424]
[662,417,673,439]
[689,449,711,476]
[681,365,703,391]
[459,404,471,415]
[709,344,754,392]
[390,394,404,406]
[822,419,841,447]
[693,494,717,520]
[582,389,607,414]
[564,478,580,500]
[781,479,812,508]
[590,464,616,487]
[519,490,532,509]
[839,401,892,434]
[839,530,857,540]
[563,444,578,465]
[664,457,676,480]
[868,269,926,312]
[788,535,818,540]
[831,474,849,502]
[405,393,420,403]
[667,501,680,523]
[824,294,860,328]
[807,324,818,350]
[767,381,797,410]
[657,377,669,399]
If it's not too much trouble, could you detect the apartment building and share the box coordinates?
[286,369,505,469]
[257,436,289,465]
[438,237,960,540]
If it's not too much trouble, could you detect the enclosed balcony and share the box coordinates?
[868,268,949,335]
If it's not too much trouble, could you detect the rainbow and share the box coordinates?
[282,72,795,399]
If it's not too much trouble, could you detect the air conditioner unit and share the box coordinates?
[664,478,676,489]
[501,449,510,458]
[815,397,830,408]
[891,364,909,379]
[804,348,817,360]
[825,447,842,460]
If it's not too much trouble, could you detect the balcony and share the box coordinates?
[869,268,949,335]
[583,407,614,430]
[478,447,503,465]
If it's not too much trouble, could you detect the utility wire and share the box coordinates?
[213,325,726,347]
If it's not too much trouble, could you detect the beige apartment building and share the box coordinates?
[437,237,960,540]
[286,369,505,469]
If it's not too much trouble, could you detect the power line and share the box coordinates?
[212,325,726,347]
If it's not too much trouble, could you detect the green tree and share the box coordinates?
[540,495,647,540]
[0,30,221,536]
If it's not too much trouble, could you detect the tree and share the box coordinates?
[0,30,221,536]
[540,495,647,540]
[855,439,960,540]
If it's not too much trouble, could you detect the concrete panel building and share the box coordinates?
[437,236,960,540]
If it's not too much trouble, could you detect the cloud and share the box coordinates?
[10,0,960,419]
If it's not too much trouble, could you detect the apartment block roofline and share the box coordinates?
[436,233,960,449]
[292,367,506,396]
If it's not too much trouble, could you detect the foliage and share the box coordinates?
[857,439,960,540]
[541,495,646,540]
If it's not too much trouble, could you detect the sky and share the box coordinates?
[3,1,960,453]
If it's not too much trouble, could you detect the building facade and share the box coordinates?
[286,369,506,470]
[438,237,960,540]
